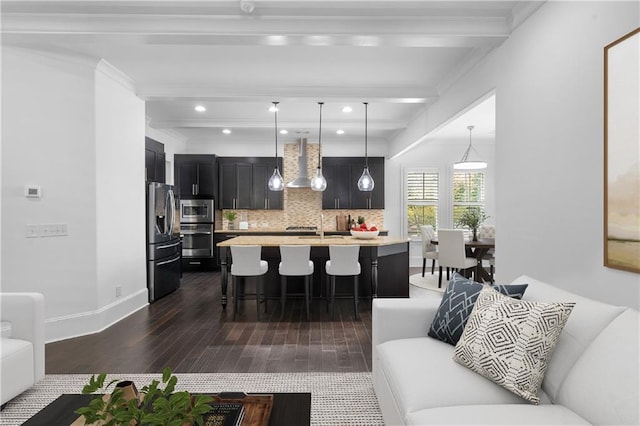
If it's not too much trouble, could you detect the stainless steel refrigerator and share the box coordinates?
[146,182,181,303]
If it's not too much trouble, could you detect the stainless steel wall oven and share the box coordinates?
[180,223,214,258]
[179,198,216,270]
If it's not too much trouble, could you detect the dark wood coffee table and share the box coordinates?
[22,392,311,425]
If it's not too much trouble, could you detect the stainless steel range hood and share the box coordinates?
[286,138,312,188]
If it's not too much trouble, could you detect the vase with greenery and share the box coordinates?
[75,367,213,426]
[456,208,489,241]
[223,211,237,230]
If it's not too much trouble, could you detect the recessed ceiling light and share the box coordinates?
[342,106,352,113]
[336,130,345,135]
[222,129,231,134]
[194,105,206,112]
[280,129,288,134]
[268,106,279,112]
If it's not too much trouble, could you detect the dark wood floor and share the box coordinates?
[45,271,376,374]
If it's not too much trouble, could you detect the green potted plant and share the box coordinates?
[456,208,489,241]
[74,367,213,426]
[223,211,237,230]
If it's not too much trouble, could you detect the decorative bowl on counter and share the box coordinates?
[350,229,380,239]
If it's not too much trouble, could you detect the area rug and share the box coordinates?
[409,272,445,294]
[0,372,382,426]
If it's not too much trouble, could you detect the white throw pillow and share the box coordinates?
[453,286,575,404]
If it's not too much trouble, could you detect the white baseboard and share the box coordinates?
[45,289,149,343]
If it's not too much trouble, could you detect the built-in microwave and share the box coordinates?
[179,199,214,223]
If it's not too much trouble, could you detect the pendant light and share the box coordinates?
[310,102,327,191]
[453,125,487,170]
[357,102,375,191]
[268,101,284,191]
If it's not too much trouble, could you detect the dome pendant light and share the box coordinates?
[357,102,375,191]
[311,102,328,192]
[453,125,487,170]
[268,101,284,191]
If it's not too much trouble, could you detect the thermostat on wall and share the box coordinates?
[24,185,42,199]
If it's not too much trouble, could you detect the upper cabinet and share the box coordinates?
[145,137,166,183]
[322,157,385,210]
[174,154,217,200]
[219,157,283,210]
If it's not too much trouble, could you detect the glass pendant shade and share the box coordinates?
[269,101,284,191]
[358,102,374,192]
[453,125,487,170]
[268,167,284,191]
[357,166,375,191]
[311,167,327,191]
[311,101,327,192]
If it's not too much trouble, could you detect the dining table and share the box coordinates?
[431,237,495,283]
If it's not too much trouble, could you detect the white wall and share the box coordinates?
[391,1,640,308]
[1,48,99,320]
[1,48,149,341]
[95,61,148,323]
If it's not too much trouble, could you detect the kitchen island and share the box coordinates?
[216,235,409,309]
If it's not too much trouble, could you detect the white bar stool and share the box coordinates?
[278,245,314,320]
[230,245,268,321]
[325,245,361,320]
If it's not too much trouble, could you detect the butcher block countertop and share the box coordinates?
[216,235,408,247]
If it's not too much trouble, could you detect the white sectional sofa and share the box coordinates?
[0,292,45,406]
[372,275,639,425]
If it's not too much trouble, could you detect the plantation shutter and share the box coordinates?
[408,171,439,203]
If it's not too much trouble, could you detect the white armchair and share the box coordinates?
[1,292,45,405]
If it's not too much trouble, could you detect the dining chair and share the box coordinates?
[436,229,477,288]
[325,245,361,320]
[420,225,438,276]
[279,245,314,320]
[230,245,268,321]
[479,225,496,283]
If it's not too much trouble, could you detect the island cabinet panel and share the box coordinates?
[322,157,385,209]
[219,157,283,210]
[174,154,217,199]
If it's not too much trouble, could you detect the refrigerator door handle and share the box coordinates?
[157,254,181,266]
[168,189,176,236]
[157,241,181,249]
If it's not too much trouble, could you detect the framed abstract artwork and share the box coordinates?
[604,27,640,273]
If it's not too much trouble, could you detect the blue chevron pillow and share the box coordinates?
[427,273,528,345]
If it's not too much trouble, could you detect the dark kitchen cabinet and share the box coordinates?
[322,160,351,209]
[322,157,385,209]
[219,160,252,209]
[174,155,217,199]
[252,161,284,210]
[145,137,166,183]
[349,157,385,209]
[219,157,283,210]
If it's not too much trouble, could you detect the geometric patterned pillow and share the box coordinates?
[453,286,575,404]
[427,273,529,346]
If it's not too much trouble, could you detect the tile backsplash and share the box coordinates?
[221,142,384,230]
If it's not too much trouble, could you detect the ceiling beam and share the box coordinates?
[150,118,406,130]
[140,86,438,104]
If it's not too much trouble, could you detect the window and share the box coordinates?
[453,171,486,227]
[407,170,439,236]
